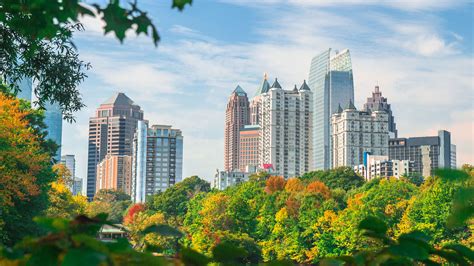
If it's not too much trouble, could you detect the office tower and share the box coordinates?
[15,77,33,101]
[239,125,260,172]
[451,144,457,169]
[331,102,389,168]
[389,130,452,177]
[44,101,63,161]
[132,122,183,203]
[354,154,414,181]
[224,86,250,171]
[363,85,397,138]
[60,154,76,192]
[251,73,270,125]
[73,178,83,196]
[308,48,354,170]
[213,170,249,190]
[96,155,132,194]
[259,79,312,178]
[86,92,144,199]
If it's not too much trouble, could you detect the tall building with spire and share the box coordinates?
[251,73,270,125]
[224,86,250,171]
[363,85,397,138]
[86,93,144,199]
[308,49,355,170]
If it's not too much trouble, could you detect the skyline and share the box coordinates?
[62,0,473,183]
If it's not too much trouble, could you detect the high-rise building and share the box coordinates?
[86,93,144,199]
[363,85,397,138]
[44,101,63,161]
[451,144,457,169]
[259,78,312,178]
[73,178,83,196]
[389,130,452,177]
[251,74,271,125]
[60,154,76,192]
[354,154,414,181]
[15,77,33,101]
[308,49,354,170]
[331,102,389,168]
[239,125,260,172]
[132,122,183,203]
[96,155,132,194]
[224,86,250,171]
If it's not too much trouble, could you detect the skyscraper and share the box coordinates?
[363,85,397,138]
[44,101,63,161]
[251,74,270,125]
[60,154,76,192]
[239,125,260,172]
[308,49,354,170]
[259,78,313,178]
[132,122,183,203]
[86,93,144,199]
[96,155,132,194]
[224,86,250,171]
[331,102,389,167]
[389,130,452,177]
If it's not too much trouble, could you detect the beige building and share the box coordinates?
[258,78,313,178]
[331,102,389,168]
[239,125,260,172]
[354,154,414,181]
[224,86,250,171]
[96,155,132,194]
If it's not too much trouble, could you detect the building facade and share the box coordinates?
[224,86,250,171]
[60,154,76,192]
[451,144,457,169]
[86,93,144,199]
[239,125,260,172]
[213,170,249,190]
[331,103,389,168]
[363,85,397,138]
[132,122,183,202]
[354,154,414,181]
[308,49,355,170]
[389,130,452,177]
[251,74,271,125]
[44,101,63,161]
[96,155,132,194]
[259,79,312,178]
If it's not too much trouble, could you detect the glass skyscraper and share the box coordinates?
[308,49,354,170]
[44,101,63,162]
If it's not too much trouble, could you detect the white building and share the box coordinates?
[331,103,389,168]
[257,78,312,178]
[132,122,184,202]
[60,154,79,194]
[213,170,250,190]
[354,154,414,181]
[451,144,457,169]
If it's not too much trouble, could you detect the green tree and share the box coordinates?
[301,167,364,191]
[86,189,132,223]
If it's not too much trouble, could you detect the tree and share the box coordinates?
[301,167,364,191]
[0,92,56,245]
[86,189,132,224]
[285,178,305,192]
[44,179,87,219]
[265,176,286,194]
[305,181,331,199]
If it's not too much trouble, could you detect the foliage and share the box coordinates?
[86,189,132,224]
[0,92,56,245]
[265,176,286,194]
[44,178,87,219]
[301,167,364,191]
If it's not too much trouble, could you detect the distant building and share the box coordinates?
[73,178,83,196]
[251,73,271,125]
[60,154,76,192]
[363,85,397,138]
[331,102,389,168]
[389,130,452,177]
[259,78,312,178]
[86,93,145,199]
[354,154,414,181]
[213,170,250,190]
[451,144,457,169]
[96,155,132,194]
[224,86,250,171]
[44,102,63,161]
[132,122,183,203]
[308,49,355,170]
[239,125,260,172]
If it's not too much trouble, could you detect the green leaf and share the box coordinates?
[106,237,133,252]
[447,186,474,228]
[319,258,345,266]
[172,0,193,11]
[358,216,388,235]
[62,248,107,266]
[431,249,470,266]
[71,234,108,254]
[142,224,183,237]
[442,244,474,262]
[435,169,470,181]
[34,217,69,232]
[100,2,133,42]
[180,247,210,266]
[389,239,429,260]
[212,242,248,263]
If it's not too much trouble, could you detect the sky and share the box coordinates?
[63,0,474,184]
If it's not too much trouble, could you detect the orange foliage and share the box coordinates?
[265,176,286,194]
[123,203,146,225]
[285,178,304,192]
[305,181,331,199]
[347,193,363,209]
[285,196,301,217]
[0,93,49,206]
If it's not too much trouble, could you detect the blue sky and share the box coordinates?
[64,0,474,184]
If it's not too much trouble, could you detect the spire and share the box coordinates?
[255,73,271,96]
[271,78,282,89]
[375,85,380,93]
[337,104,343,113]
[103,92,134,105]
[299,80,311,91]
[233,85,246,96]
[346,99,356,110]
[293,85,298,92]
